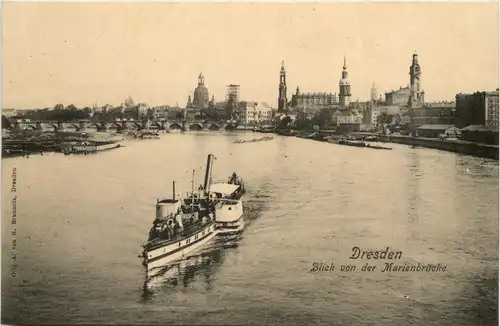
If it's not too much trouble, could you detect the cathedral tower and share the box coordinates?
[278,61,287,112]
[339,56,351,109]
[408,53,425,108]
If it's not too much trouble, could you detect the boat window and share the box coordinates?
[229,207,232,210]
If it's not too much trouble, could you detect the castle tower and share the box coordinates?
[278,61,287,112]
[339,56,351,109]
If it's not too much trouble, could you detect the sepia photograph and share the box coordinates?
[1,1,499,325]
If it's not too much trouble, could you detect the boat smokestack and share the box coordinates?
[203,154,214,195]
[172,181,176,200]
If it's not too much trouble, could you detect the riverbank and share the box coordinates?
[275,128,498,160]
[2,130,123,157]
[349,132,498,160]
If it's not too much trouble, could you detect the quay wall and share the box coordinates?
[376,135,498,160]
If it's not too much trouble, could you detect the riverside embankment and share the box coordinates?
[350,132,498,160]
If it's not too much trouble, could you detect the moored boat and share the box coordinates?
[136,131,160,139]
[141,154,218,274]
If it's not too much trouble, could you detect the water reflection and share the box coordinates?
[141,242,228,302]
[406,150,421,225]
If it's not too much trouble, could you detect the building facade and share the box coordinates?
[363,106,378,125]
[237,101,274,124]
[277,61,287,112]
[290,87,338,113]
[456,90,499,128]
[332,109,362,125]
[412,102,455,126]
[385,86,411,106]
[339,57,351,109]
[485,90,499,128]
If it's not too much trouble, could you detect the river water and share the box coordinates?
[2,132,498,325]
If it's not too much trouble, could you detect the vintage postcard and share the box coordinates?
[1,1,499,325]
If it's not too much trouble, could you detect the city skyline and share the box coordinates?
[2,2,498,109]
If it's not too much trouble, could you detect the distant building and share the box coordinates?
[385,86,411,106]
[363,106,378,124]
[416,125,460,138]
[456,90,499,128]
[412,102,455,126]
[290,86,338,113]
[237,101,273,124]
[332,109,362,125]
[226,85,240,104]
[2,109,17,117]
[378,105,401,115]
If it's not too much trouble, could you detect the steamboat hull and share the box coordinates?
[214,199,245,236]
[215,215,245,235]
[143,222,216,272]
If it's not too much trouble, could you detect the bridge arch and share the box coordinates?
[108,123,122,131]
[129,123,142,130]
[224,124,236,131]
[150,122,162,130]
[169,123,182,130]
[22,125,37,131]
[208,124,220,131]
[189,123,203,131]
[65,123,80,131]
[46,124,58,132]
[86,123,102,131]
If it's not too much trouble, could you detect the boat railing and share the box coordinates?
[144,218,213,250]
[216,198,240,204]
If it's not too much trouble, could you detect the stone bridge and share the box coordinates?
[9,120,253,132]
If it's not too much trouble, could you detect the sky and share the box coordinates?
[2,2,499,109]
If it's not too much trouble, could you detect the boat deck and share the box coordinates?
[144,220,214,251]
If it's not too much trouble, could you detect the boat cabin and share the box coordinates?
[209,183,240,198]
[156,199,182,221]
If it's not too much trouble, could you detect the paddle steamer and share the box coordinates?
[141,154,218,273]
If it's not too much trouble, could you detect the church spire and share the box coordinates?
[343,56,347,70]
[278,60,287,112]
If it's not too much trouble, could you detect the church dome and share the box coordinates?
[193,73,209,109]
[194,85,209,102]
